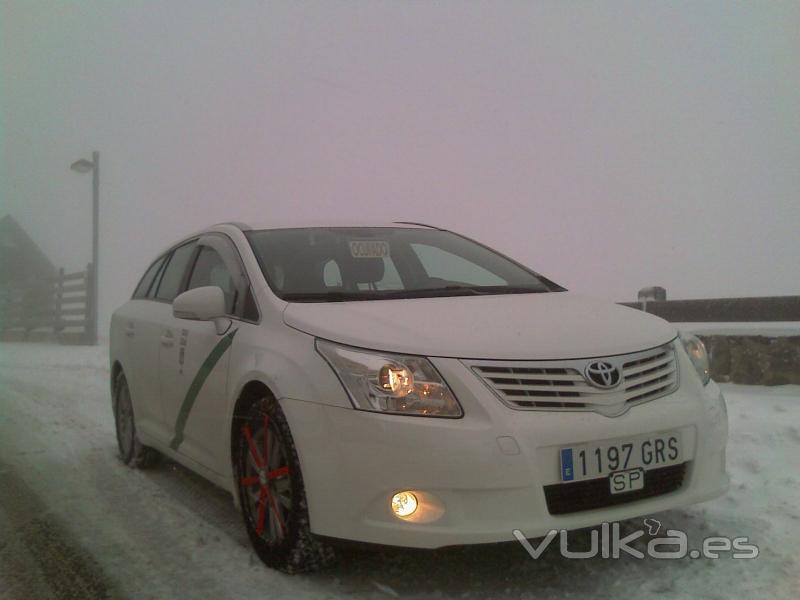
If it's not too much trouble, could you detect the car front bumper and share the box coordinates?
[280,351,729,549]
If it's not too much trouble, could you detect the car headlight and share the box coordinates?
[316,339,463,417]
[680,333,711,385]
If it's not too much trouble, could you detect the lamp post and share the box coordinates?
[70,151,99,345]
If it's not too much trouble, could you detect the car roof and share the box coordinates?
[153,221,443,257]
[215,220,443,232]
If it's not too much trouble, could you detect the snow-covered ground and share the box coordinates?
[0,342,798,600]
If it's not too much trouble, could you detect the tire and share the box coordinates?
[235,397,335,573]
[114,372,160,468]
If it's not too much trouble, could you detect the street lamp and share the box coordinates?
[70,151,99,345]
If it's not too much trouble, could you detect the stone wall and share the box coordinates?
[621,295,800,322]
[617,296,800,386]
[698,334,800,386]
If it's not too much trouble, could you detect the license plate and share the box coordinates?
[559,431,682,482]
[609,468,645,494]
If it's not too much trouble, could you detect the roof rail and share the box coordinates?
[215,222,252,231]
[393,221,445,230]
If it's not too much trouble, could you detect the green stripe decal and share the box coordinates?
[169,328,238,451]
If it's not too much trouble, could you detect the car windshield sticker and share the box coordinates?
[349,240,390,258]
[169,328,238,451]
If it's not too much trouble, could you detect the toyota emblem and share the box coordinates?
[585,361,621,389]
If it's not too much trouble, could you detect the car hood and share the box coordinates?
[282,292,677,360]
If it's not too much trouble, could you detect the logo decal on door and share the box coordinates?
[178,329,189,373]
[169,328,238,451]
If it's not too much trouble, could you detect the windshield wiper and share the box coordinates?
[281,286,547,302]
[413,285,547,296]
[281,291,376,302]
[280,288,479,302]
[473,285,549,295]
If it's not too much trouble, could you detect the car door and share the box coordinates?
[158,233,255,475]
[116,253,170,441]
[138,239,199,441]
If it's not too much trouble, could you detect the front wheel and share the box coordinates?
[114,373,160,468]
[235,397,334,573]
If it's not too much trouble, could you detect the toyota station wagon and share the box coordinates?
[110,221,729,572]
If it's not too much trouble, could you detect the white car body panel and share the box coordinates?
[284,292,677,360]
[111,300,172,441]
[110,221,729,549]
[158,313,234,474]
[281,345,727,546]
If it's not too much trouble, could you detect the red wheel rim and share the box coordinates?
[240,415,291,541]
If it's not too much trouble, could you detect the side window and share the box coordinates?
[132,255,166,299]
[186,246,236,314]
[411,243,507,286]
[154,241,197,302]
[241,288,259,321]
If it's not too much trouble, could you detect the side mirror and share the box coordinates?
[173,286,228,329]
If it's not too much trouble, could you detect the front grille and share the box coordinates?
[465,343,679,416]
[543,463,687,515]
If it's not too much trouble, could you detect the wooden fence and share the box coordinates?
[0,264,94,344]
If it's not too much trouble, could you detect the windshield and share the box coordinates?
[245,227,562,301]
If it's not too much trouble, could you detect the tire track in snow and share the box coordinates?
[0,460,123,600]
[0,359,332,600]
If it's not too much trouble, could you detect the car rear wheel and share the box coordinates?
[235,397,334,573]
[114,372,160,468]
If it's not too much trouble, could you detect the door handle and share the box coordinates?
[160,331,175,348]
[125,323,135,338]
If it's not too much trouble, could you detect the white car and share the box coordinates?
[110,221,729,572]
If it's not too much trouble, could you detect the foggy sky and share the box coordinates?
[2,1,799,332]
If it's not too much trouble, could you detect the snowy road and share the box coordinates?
[0,342,798,600]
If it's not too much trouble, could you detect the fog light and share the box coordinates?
[391,491,418,517]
